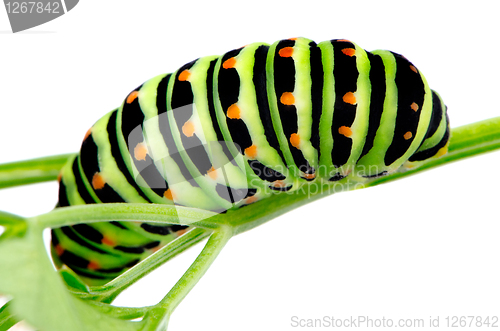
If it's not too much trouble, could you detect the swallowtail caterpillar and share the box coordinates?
[51,37,449,285]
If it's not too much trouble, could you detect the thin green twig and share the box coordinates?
[367,116,500,187]
[0,153,74,189]
[83,300,151,320]
[31,203,223,230]
[141,226,233,330]
[82,227,211,303]
[218,116,500,235]
[159,226,232,313]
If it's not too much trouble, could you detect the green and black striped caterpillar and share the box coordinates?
[51,37,450,285]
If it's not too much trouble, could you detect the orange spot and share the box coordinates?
[182,121,195,137]
[336,39,351,42]
[404,162,415,169]
[436,146,448,157]
[341,48,356,57]
[164,188,175,201]
[245,145,258,158]
[207,166,217,179]
[303,173,316,180]
[134,142,148,161]
[84,128,92,141]
[279,47,294,57]
[227,104,241,119]
[101,237,115,246]
[404,131,413,140]
[290,133,301,148]
[289,37,297,41]
[343,92,357,105]
[176,229,188,237]
[92,173,105,190]
[411,102,419,112]
[338,126,352,137]
[280,92,295,105]
[87,261,100,270]
[245,195,258,204]
[272,180,286,188]
[223,57,236,69]
[126,91,139,104]
[55,244,64,256]
[178,70,191,81]
[57,172,62,183]
[409,65,418,73]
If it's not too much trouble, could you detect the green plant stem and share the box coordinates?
[0,153,73,189]
[0,211,24,227]
[82,227,211,303]
[13,116,499,240]
[31,203,223,230]
[159,226,232,313]
[0,211,27,239]
[3,117,500,240]
[83,300,151,320]
[4,117,498,238]
[219,116,500,235]
[367,116,500,187]
[141,227,233,330]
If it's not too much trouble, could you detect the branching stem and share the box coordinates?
[0,117,499,331]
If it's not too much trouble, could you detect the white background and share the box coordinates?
[1,1,500,330]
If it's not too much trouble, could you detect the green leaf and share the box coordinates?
[0,220,144,331]
[59,268,90,293]
[0,211,27,240]
[0,301,18,331]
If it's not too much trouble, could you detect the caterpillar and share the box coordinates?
[51,37,450,285]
